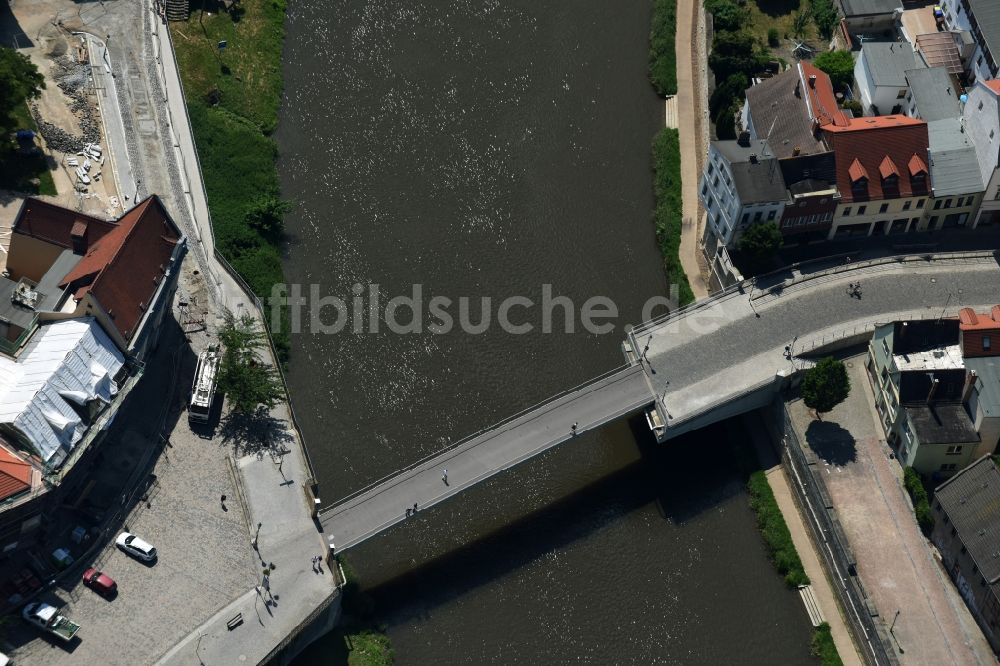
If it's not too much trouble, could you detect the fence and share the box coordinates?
[775,400,896,666]
[159,19,318,483]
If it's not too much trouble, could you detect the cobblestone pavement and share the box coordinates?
[5,321,259,665]
[789,355,996,666]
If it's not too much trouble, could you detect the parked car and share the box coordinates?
[115,532,156,562]
[82,568,117,596]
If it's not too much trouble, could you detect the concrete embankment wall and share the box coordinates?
[263,592,342,666]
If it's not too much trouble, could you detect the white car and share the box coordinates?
[116,532,157,562]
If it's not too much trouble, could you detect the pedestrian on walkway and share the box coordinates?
[571,422,578,435]
[413,502,418,512]
[406,508,411,517]
[442,468,448,485]
[220,494,227,511]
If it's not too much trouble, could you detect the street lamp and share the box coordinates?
[748,278,760,318]
[252,521,262,550]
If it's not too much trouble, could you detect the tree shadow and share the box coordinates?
[218,406,295,458]
[804,420,857,466]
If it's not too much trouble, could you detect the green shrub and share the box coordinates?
[748,471,809,587]
[652,129,694,306]
[903,467,935,534]
[840,99,863,117]
[811,622,844,666]
[649,0,677,96]
[814,50,855,90]
[767,28,780,47]
[705,0,748,33]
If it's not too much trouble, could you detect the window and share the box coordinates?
[880,203,889,213]
[741,213,749,224]
[754,211,763,222]
[903,200,911,211]
[858,205,867,215]
[985,336,992,351]
[897,88,907,99]
[713,176,719,188]
[917,198,925,208]
[934,199,943,210]
[708,163,715,176]
[882,338,891,357]
[946,445,963,455]
[767,210,776,221]
[930,216,939,227]
[966,196,975,206]
[843,207,852,216]
[702,184,709,196]
[945,198,953,209]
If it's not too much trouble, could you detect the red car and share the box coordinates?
[82,568,117,596]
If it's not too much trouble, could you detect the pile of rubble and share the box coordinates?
[32,56,101,154]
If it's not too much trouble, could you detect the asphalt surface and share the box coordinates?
[641,254,1000,422]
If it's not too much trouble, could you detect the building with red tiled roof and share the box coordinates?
[959,307,1000,358]
[8,196,187,359]
[823,116,934,238]
[0,444,32,503]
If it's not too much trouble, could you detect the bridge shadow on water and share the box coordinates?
[363,415,756,621]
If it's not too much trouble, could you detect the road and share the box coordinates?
[320,364,654,552]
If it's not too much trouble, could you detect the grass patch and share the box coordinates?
[811,622,845,666]
[748,470,809,587]
[652,128,694,306]
[903,467,935,536]
[0,103,56,195]
[743,0,810,47]
[171,0,290,359]
[648,0,677,96]
[334,557,395,666]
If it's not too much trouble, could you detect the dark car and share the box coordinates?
[82,568,117,596]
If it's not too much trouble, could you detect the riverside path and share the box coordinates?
[319,364,655,552]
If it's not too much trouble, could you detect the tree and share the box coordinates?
[709,30,766,82]
[217,311,285,413]
[0,47,45,134]
[792,9,812,39]
[802,357,850,417]
[813,50,854,90]
[811,0,839,40]
[738,222,782,260]
[709,73,749,117]
[705,0,749,33]
[244,194,290,240]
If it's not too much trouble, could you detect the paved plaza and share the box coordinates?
[788,355,996,666]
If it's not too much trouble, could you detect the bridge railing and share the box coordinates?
[631,249,997,337]
[320,363,636,513]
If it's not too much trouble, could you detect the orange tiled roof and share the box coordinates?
[959,307,1000,358]
[985,80,1000,95]
[13,198,116,250]
[800,62,849,128]
[0,446,31,502]
[823,116,930,203]
[879,156,899,179]
[59,197,182,342]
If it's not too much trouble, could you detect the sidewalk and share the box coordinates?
[766,465,864,666]
[674,0,710,300]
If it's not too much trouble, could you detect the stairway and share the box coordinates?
[798,584,826,627]
[165,0,190,22]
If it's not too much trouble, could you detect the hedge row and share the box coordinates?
[652,128,694,306]
[649,0,677,96]
[903,467,935,535]
[811,622,845,666]
[747,471,810,587]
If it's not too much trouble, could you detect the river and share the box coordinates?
[276,0,814,663]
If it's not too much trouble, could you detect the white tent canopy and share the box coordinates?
[0,318,125,467]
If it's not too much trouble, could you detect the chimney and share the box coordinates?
[809,75,817,88]
[900,321,908,341]
[963,370,978,404]
[749,153,758,164]
[927,377,940,405]
[793,146,801,156]
[737,131,751,147]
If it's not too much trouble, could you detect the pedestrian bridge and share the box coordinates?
[320,251,1000,552]
[319,364,655,552]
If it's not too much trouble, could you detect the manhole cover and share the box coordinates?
[847,362,854,367]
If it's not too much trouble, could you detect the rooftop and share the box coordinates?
[915,33,964,75]
[959,307,1000,357]
[927,119,986,196]
[744,65,834,159]
[823,116,930,203]
[894,344,965,372]
[906,66,961,121]
[861,42,925,88]
[905,403,979,445]
[967,357,1000,419]
[935,456,1000,584]
[12,198,115,251]
[0,443,32,502]
[892,319,960,355]
[841,0,902,17]
[968,0,1000,64]
[713,139,788,204]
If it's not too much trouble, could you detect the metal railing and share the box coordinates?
[159,21,317,482]
[320,363,636,513]
[776,400,895,666]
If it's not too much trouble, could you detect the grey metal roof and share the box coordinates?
[862,42,924,87]
[969,0,1000,64]
[906,67,961,121]
[935,456,1000,584]
[966,357,1000,419]
[905,403,979,445]
[713,139,787,204]
[928,119,986,196]
[840,0,902,17]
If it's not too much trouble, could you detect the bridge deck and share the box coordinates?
[320,364,654,551]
